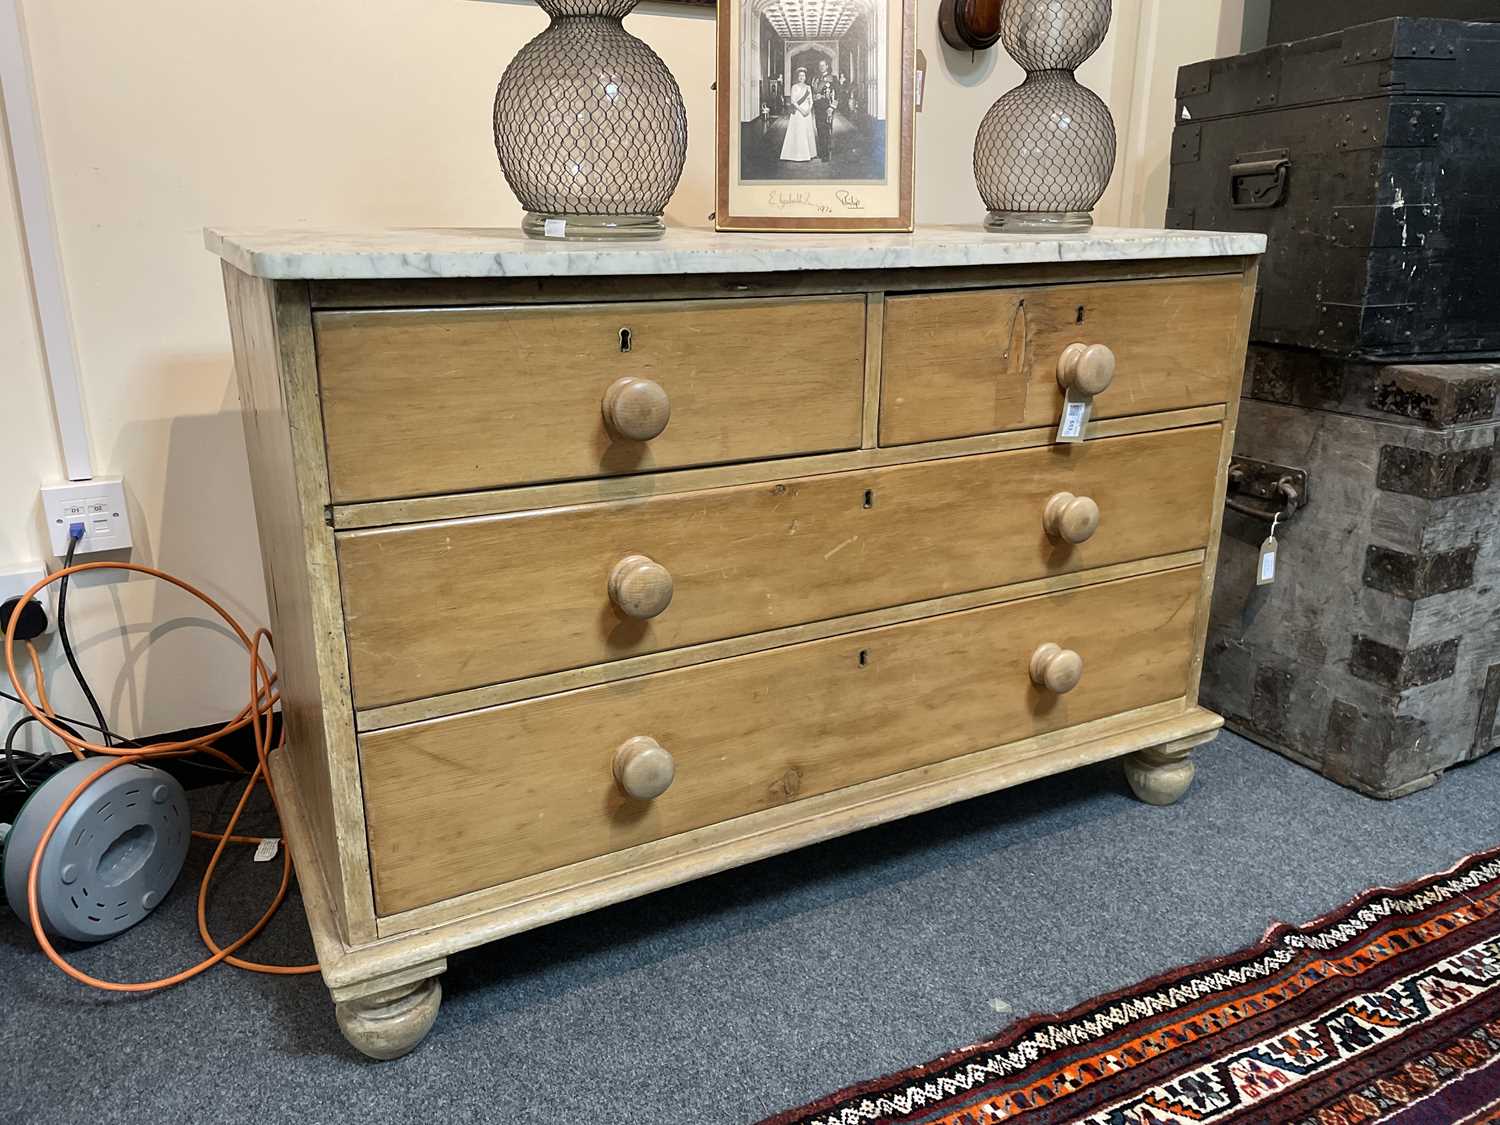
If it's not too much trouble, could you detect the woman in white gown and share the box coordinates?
[779,68,818,163]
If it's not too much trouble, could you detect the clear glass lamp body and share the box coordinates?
[494,0,688,241]
[973,0,1118,233]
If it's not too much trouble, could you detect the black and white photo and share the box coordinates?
[717,0,914,230]
[738,2,887,183]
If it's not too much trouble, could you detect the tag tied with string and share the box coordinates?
[1257,511,1281,587]
[1056,389,1093,444]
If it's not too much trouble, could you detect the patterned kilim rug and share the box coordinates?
[762,846,1500,1125]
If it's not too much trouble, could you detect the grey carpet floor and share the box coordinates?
[3,732,1498,1125]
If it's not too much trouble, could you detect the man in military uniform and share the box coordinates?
[812,59,838,163]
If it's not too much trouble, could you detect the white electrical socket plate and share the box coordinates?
[41,477,133,557]
[0,565,54,634]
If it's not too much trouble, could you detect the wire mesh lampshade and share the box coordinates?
[494,0,688,241]
[973,0,1117,233]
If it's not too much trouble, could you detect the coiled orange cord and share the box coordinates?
[4,560,318,989]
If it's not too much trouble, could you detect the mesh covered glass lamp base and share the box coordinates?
[973,0,1117,234]
[521,212,666,241]
[494,0,687,242]
[985,210,1095,234]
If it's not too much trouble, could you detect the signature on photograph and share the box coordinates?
[767,190,833,214]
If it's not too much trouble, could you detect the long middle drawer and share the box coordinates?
[337,424,1222,708]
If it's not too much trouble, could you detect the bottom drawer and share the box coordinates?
[361,565,1204,914]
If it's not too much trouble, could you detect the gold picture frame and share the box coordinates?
[716,0,916,232]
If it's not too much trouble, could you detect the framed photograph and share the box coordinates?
[715,0,915,232]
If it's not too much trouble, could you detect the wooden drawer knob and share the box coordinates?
[603,377,671,442]
[1030,642,1084,694]
[613,736,675,800]
[1043,491,1101,544]
[608,554,674,620]
[1056,343,1117,396]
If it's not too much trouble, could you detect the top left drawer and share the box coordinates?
[313,295,868,502]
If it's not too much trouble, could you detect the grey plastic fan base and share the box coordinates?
[3,758,189,943]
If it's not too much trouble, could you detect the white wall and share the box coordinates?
[1112,0,1258,228]
[0,0,1240,746]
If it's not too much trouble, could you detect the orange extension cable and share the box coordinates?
[4,560,318,990]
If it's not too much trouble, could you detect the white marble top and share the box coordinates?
[204,224,1266,281]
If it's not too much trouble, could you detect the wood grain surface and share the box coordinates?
[879,274,1245,445]
[330,405,1228,532]
[222,267,377,942]
[315,296,867,502]
[337,425,1223,707]
[361,564,1204,913]
[356,550,1206,731]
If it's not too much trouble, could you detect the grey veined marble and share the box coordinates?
[205,224,1266,281]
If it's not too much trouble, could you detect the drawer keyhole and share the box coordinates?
[858,649,870,667]
[1075,305,1086,325]
[619,327,633,353]
[863,489,874,509]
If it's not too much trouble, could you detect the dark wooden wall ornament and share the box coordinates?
[939,0,1003,51]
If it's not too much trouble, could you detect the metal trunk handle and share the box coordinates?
[1229,154,1291,210]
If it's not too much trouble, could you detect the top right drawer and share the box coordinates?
[879,274,1245,446]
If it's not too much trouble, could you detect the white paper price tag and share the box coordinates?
[1056,392,1092,444]
[542,218,567,239]
[254,837,281,862]
[1256,539,1277,585]
[1256,511,1283,587]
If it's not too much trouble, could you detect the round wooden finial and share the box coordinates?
[1056,343,1117,397]
[937,0,1002,51]
[608,554,674,620]
[1029,642,1084,694]
[1043,491,1102,544]
[602,377,671,442]
[613,736,675,800]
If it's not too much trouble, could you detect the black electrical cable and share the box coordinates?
[57,533,113,748]
[0,705,248,795]
[0,684,264,771]
[0,688,141,746]
[4,714,83,791]
[2,547,272,796]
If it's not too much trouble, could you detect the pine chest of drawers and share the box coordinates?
[209,226,1264,1059]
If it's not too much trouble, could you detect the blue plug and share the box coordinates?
[68,521,85,542]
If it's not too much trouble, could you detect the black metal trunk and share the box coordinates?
[1167,17,1500,360]
[1268,1,1500,45]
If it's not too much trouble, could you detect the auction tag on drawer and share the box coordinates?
[1056,391,1092,444]
[543,218,567,239]
[1256,535,1278,586]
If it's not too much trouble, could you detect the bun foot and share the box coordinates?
[1124,742,1197,806]
[336,976,442,1061]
